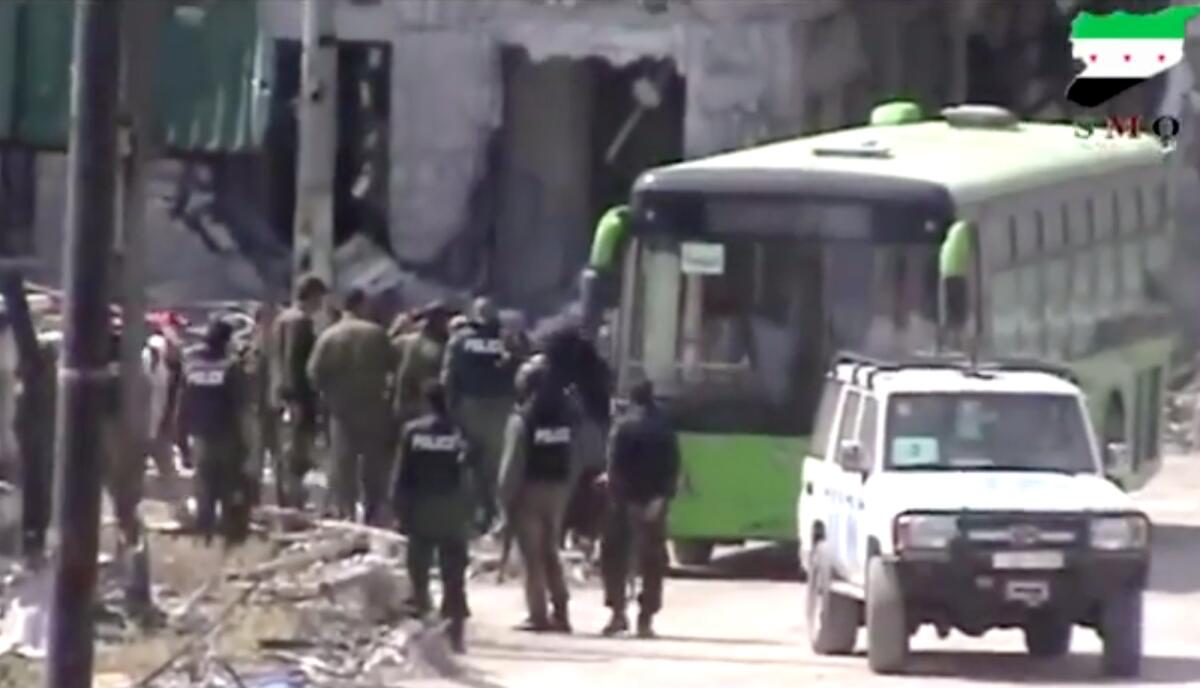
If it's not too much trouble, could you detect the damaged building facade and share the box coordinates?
[12,0,1118,315]
[259,0,974,314]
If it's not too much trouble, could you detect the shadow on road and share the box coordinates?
[1150,524,1200,594]
[668,543,801,582]
[471,638,803,667]
[904,650,1200,684]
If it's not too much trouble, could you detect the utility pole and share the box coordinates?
[294,0,338,292]
[45,0,121,686]
[112,0,163,611]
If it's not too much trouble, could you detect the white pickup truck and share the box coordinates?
[798,354,1151,677]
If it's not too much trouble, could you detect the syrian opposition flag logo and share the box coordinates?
[1066,5,1200,108]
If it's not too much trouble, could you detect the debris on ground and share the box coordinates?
[0,501,470,687]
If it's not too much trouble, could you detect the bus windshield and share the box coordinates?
[622,199,942,434]
[885,393,1095,474]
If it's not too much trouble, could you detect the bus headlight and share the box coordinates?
[894,514,958,551]
[1090,515,1150,551]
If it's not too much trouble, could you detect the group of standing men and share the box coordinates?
[177,273,683,654]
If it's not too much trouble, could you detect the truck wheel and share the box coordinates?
[806,542,858,655]
[671,539,713,566]
[1101,589,1143,677]
[1023,615,1072,657]
[866,557,908,675]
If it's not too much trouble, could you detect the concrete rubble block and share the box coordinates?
[0,570,48,659]
[0,481,20,554]
[316,556,411,626]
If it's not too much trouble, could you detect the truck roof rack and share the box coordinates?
[830,350,1079,388]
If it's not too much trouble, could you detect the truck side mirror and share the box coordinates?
[1104,441,1130,470]
[838,440,865,473]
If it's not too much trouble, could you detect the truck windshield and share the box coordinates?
[884,393,1095,474]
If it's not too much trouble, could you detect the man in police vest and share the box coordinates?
[392,381,491,653]
[179,317,251,546]
[442,297,517,513]
[498,357,580,633]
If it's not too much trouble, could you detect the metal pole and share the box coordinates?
[294,0,338,291]
[113,0,163,609]
[45,0,121,686]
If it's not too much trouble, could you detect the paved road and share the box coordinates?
[446,455,1200,687]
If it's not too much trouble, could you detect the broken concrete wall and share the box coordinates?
[493,56,595,307]
[257,0,828,312]
[388,32,502,266]
[30,156,268,305]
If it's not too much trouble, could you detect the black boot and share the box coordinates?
[601,610,629,637]
[446,618,466,654]
[552,603,572,634]
[637,612,655,639]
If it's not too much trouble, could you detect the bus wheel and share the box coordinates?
[671,539,714,566]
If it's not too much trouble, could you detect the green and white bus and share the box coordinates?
[583,101,1176,565]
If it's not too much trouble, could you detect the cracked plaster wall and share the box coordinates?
[260,0,823,309]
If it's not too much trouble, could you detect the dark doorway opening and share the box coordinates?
[588,56,686,230]
[489,48,685,312]
[265,40,392,253]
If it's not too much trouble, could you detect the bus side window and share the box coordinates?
[1019,211,1046,354]
[811,380,844,460]
[1094,188,1116,239]
[1122,185,1142,233]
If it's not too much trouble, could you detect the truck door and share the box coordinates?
[827,388,862,579]
[843,394,878,586]
[798,379,845,569]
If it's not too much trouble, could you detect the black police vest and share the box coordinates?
[403,425,466,494]
[184,354,238,435]
[456,324,509,394]
[524,420,572,482]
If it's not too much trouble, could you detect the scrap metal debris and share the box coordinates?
[0,507,472,687]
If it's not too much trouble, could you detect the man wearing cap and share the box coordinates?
[442,297,518,513]
[270,275,327,508]
[307,288,396,524]
[179,317,252,546]
[393,303,451,429]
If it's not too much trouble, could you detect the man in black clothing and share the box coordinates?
[599,379,680,638]
[392,381,490,653]
[179,317,251,546]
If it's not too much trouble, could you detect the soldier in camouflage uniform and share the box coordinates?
[393,303,451,428]
[269,276,327,509]
[307,288,397,524]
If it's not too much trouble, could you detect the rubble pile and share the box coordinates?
[0,508,472,688]
[1167,388,1199,453]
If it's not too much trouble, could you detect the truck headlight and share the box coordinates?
[894,514,958,550]
[1090,515,1150,550]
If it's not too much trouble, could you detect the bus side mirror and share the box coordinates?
[838,440,865,473]
[580,267,616,334]
[938,220,974,332]
[943,276,969,329]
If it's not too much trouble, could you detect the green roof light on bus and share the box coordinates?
[869,101,923,126]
